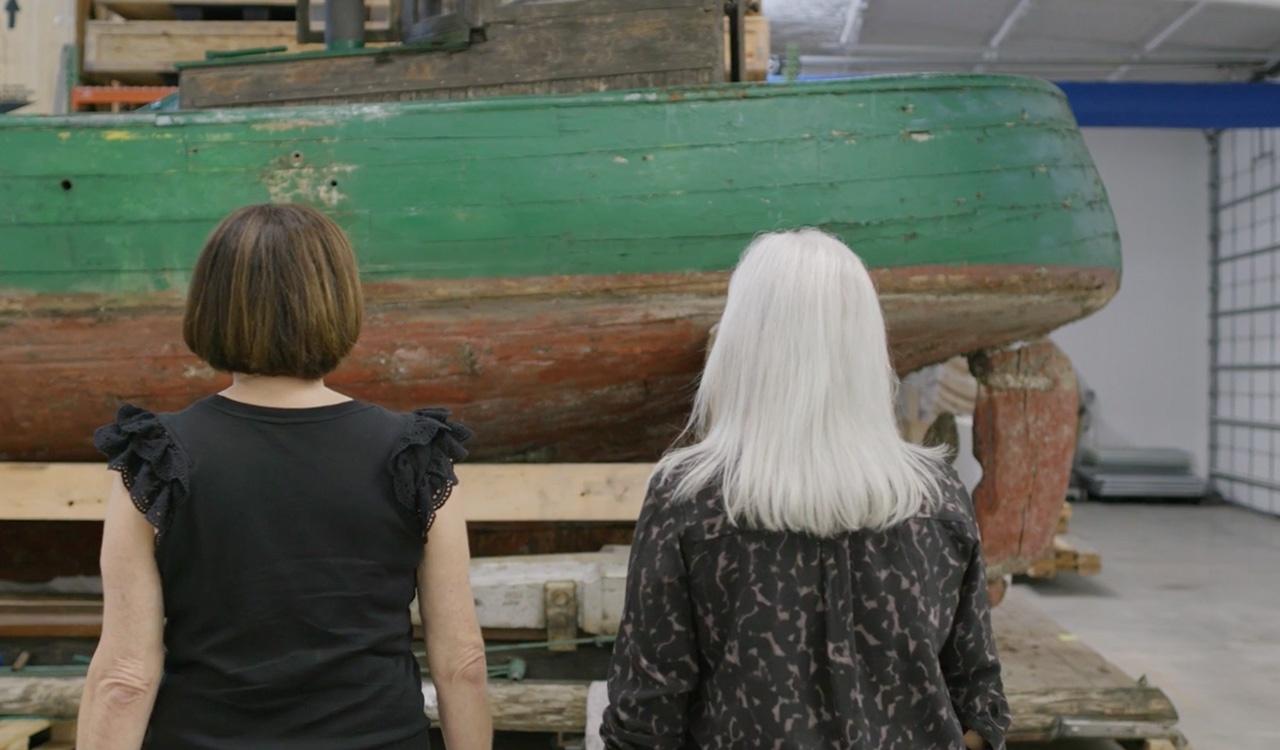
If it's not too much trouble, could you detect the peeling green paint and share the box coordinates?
[0,75,1120,295]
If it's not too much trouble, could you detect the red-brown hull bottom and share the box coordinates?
[0,265,1117,462]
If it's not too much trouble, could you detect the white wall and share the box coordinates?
[1052,129,1210,475]
[0,0,77,114]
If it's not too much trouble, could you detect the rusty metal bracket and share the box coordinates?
[543,581,578,652]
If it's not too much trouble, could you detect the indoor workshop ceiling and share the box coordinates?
[766,0,1280,80]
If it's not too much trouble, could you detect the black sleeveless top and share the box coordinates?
[93,394,471,750]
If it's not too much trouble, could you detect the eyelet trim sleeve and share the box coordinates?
[92,404,190,535]
[388,408,472,539]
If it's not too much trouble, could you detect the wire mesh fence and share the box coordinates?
[1210,128,1280,513]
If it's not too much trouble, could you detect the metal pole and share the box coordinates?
[1206,130,1221,498]
[726,0,745,82]
[325,0,366,51]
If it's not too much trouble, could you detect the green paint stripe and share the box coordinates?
[0,75,1118,295]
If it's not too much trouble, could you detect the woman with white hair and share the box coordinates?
[600,229,1010,749]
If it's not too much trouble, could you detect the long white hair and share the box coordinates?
[655,229,946,535]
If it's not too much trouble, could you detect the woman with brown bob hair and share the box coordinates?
[77,204,492,749]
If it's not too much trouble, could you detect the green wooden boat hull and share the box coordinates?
[0,75,1120,462]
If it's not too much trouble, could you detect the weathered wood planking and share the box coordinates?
[0,675,588,732]
[468,547,628,634]
[84,20,317,74]
[178,0,724,107]
[0,463,653,521]
[0,718,52,750]
[0,590,1183,742]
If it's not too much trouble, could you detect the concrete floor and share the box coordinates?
[1017,500,1280,750]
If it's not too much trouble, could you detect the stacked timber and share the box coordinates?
[1022,502,1103,580]
[85,0,370,77]
[725,1,770,81]
[177,0,728,108]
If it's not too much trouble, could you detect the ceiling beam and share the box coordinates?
[799,51,1269,75]
[976,0,1035,72]
[988,0,1035,50]
[1108,0,1209,80]
[838,0,868,48]
[1251,51,1280,80]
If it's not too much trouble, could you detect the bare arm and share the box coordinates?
[77,473,165,750]
[418,490,491,749]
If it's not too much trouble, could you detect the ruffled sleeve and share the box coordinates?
[388,407,472,539]
[92,404,190,534]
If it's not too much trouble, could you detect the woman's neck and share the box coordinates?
[219,374,352,408]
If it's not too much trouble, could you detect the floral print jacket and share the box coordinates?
[601,464,1010,749]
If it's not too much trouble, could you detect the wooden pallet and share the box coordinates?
[0,588,1190,747]
[1021,501,1102,579]
[1023,533,1103,579]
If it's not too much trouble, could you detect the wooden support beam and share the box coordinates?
[0,673,1178,738]
[969,340,1080,577]
[0,589,1186,741]
[0,674,587,731]
[0,462,652,522]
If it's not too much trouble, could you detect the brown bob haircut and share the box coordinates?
[183,203,363,379]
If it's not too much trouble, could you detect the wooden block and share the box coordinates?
[1055,534,1102,576]
[0,462,653,522]
[0,463,109,521]
[986,576,1008,607]
[0,718,51,750]
[49,720,76,743]
[1058,501,1074,534]
[1023,554,1058,579]
[544,581,579,651]
[723,14,770,81]
[469,548,629,636]
[85,20,316,74]
[1052,536,1078,569]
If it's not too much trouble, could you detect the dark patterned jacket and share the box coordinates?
[600,464,1010,749]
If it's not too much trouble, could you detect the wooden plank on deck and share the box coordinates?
[0,462,651,522]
